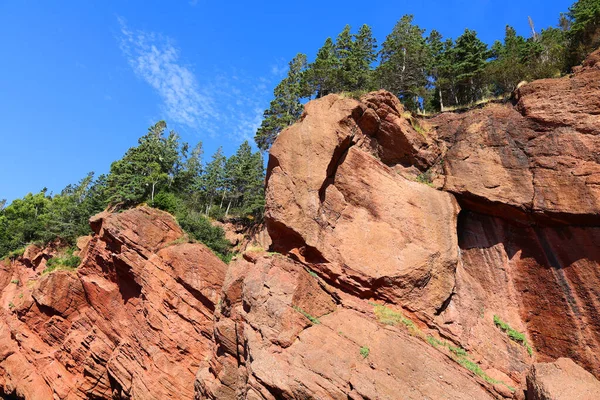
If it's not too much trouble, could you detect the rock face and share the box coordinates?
[266,92,460,319]
[526,358,600,400]
[0,206,227,399]
[198,252,496,400]
[2,51,600,399]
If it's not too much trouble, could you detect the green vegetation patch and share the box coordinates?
[42,248,81,275]
[293,305,321,325]
[372,303,514,392]
[373,304,415,330]
[360,346,370,359]
[494,315,534,356]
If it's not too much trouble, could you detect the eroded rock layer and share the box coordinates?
[2,50,600,400]
[0,207,227,399]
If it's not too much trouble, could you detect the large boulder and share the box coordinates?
[266,93,460,319]
[526,358,600,400]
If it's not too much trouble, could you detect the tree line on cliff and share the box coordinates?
[0,121,264,261]
[255,0,600,150]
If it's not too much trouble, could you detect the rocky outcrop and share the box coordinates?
[266,92,460,319]
[198,252,497,400]
[526,358,600,400]
[2,51,600,400]
[431,49,600,223]
[212,49,600,398]
[0,206,227,399]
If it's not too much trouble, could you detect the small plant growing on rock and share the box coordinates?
[8,302,14,309]
[293,305,321,325]
[360,346,370,359]
[305,267,319,279]
[373,304,416,331]
[42,247,81,275]
[493,315,533,356]
[10,279,19,285]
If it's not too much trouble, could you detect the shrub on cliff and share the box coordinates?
[176,210,231,261]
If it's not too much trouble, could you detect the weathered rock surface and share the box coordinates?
[526,358,600,400]
[0,206,227,399]
[2,51,600,400]
[431,49,600,223]
[266,92,460,319]
[198,253,497,400]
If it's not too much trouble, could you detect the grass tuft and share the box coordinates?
[493,315,533,356]
[293,305,321,325]
[360,346,370,359]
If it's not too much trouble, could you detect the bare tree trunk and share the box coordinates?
[151,182,156,205]
[439,88,444,112]
[225,200,232,218]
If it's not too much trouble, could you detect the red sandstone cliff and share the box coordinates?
[2,50,600,400]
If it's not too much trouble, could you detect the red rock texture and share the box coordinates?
[431,49,600,223]
[526,358,600,400]
[3,51,600,400]
[0,206,227,399]
[266,93,460,319]
[198,253,498,400]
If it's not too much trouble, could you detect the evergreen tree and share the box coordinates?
[566,0,600,68]
[255,54,307,151]
[377,15,430,111]
[487,26,529,94]
[335,25,355,91]
[223,141,265,217]
[106,121,181,206]
[351,24,378,91]
[526,27,567,79]
[452,29,490,104]
[201,147,226,215]
[304,37,340,98]
[425,29,446,111]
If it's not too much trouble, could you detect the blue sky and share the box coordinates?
[0,0,572,203]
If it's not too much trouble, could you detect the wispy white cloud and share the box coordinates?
[117,17,273,144]
[118,17,217,130]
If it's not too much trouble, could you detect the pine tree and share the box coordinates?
[223,141,265,218]
[304,37,340,98]
[487,26,528,94]
[452,29,490,104]
[377,15,430,111]
[105,121,181,206]
[351,24,378,91]
[566,0,600,68]
[255,54,307,151]
[335,25,355,91]
[202,147,226,215]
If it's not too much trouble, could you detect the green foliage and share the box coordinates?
[373,304,415,330]
[293,305,321,324]
[176,210,232,261]
[416,170,434,186]
[254,2,600,149]
[494,315,534,356]
[152,191,180,215]
[305,268,319,279]
[377,15,430,111]
[43,247,81,275]
[359,346,370,359]
[255,54,307,151]
[8,302,14,309]
[106,121,181,207]
[10,279,19,285]
[566,0,600,68]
